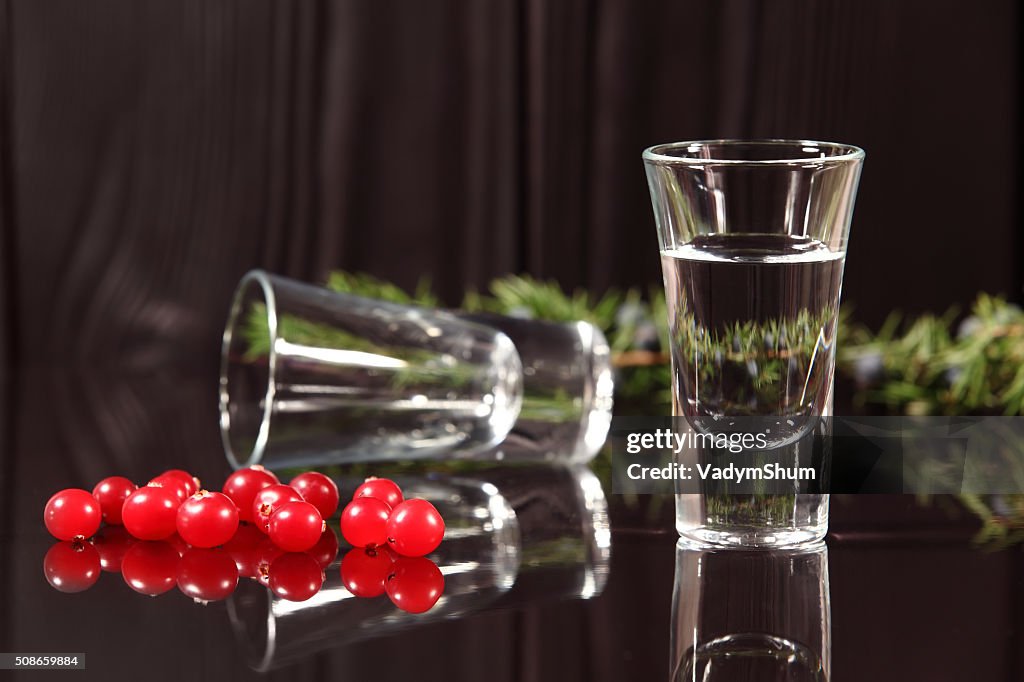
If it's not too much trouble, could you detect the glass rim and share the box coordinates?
[219,268,278,469]
[642,138,865,166]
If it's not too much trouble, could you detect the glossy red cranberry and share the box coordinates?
[43,541,101,593]
[176,548,239,602]
[44,489,102,541]
[122,485,180,541]
[385,557,444,613]
[341,498,391,548]
[158,469,201,497]
[340,547,395,598]
[268,501,324,552]
[121,541,180,596]
[148,474,191,503]
[91,477,137,526]
[353,477,404,508]
[385,499,445,557]
[267,552,324,602]
[176,491,239,548]
[290,472,340,519]
[251,484,302,532]
[222,466,279,523]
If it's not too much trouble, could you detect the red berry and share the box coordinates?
[222,466,279,523]
[176,491,239,548]
[44,488,102,541]
[176,548,239,602]
[290,472,340,519]
[122,486,180,541]
[223,523,266,578]
[91,477,137,526]
[340,498,391,548]
[91,526,137,572]
[267,553,324,602]
[306,527,339,569]
[251,484,302,532]
[353,477,404,508]
[385,557,444,613]
[121,541,180,595]
[43,541,101,593]
[340,547,395,598]
[385,499,445,557]
[269,501,325,552]
[159,469,201,497]
[148,474,191,503]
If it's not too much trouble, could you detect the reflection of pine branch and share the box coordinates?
[961,494,1024,550]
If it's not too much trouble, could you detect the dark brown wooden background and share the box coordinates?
[0,0,1019,371]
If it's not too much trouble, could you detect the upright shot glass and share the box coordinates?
[644,140,863,546]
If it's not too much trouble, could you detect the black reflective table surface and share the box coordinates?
[2,369,1022,681]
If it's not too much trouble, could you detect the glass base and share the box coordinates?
[676,493,829,549]
[678,524,826,548]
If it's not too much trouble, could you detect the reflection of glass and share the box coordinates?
[671,539,830,681]
[221,271,614,469]
[644,140,863,546]
[228,465,610,671]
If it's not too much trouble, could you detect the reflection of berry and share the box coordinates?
[290,472,340,519]
[340,547,395,598]
[386,499,444,557]
[268,553,324,602]
[254,536,284,586]
[44,489,102,541]
[122,486,180,541]
[176,548,239,602]
[223,523,266,578]
[306,527,339,569]
[43,541,101,593]
[121,541,180,596]
[176,491,239,548]
[268,501,324,552]
[91,477,137,526]
[353,477,404,508]
[158,469,201,497]
[251,485,302,533]
[222,467,279,523]
[385,557,444,613]
[92,526,137,572]
[165,533,190,558]
[341,498,392,548]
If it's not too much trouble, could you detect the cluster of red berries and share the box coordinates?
[41,468,446,613]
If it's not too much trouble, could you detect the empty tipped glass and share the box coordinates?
[220,271,614,469]
[220,271,523,468]
[644,140,863,546]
